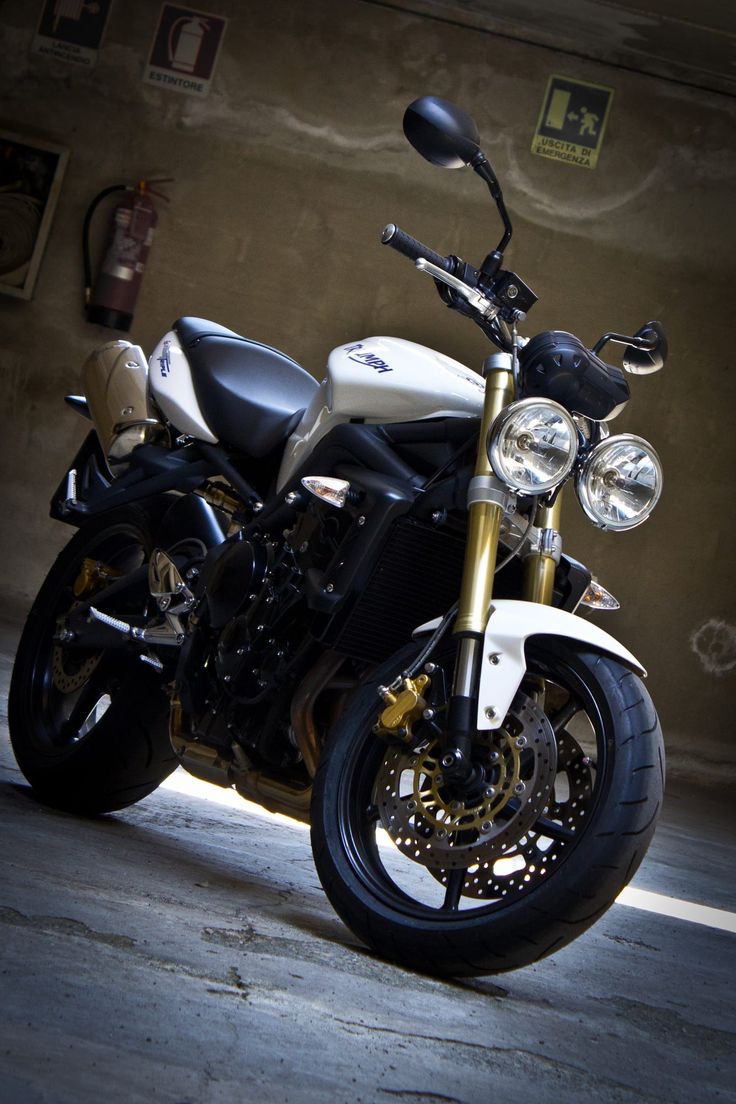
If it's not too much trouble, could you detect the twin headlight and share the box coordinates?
[487,398,662,531]
[576,434,663,530]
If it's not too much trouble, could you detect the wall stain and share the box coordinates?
[690,619,736,676]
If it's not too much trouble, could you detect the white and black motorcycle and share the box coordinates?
[9,97,667,976]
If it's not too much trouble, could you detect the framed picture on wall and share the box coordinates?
[0,131,69,300]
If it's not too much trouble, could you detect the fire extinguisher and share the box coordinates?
[83,178,170,331]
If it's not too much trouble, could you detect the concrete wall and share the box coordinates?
[1,0,734,777]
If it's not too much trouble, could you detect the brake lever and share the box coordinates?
[415,258,499,320]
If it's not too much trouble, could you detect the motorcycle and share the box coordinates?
[9,96,666,977]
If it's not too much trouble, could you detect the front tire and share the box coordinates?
[311,637,664,977]
[8,506,176,814]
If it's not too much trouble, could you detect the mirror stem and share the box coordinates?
[592,330,659,356]
[471,152,513,254]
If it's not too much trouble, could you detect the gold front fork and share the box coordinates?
[451,359,514,706]
[454,361,514,637]
[521,493,563,606]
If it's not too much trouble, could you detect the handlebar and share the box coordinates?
[381,223,454,275]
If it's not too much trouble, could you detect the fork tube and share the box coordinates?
[451,359,514,712]
[522,493,563,605]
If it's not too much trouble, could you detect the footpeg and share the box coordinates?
[140,653,164,671]
[88,605,183,647]
[89,605,144,640]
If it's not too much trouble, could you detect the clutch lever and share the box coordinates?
[415,258,499,321]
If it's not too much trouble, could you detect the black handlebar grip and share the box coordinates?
[381,223,454,275]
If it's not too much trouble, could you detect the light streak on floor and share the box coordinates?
[616,886,736,934]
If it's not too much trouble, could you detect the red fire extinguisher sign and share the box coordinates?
[144,4,227,97]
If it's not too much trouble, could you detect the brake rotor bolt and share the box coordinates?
[484,786,495,798]
[406,800,416,812]
[436,828,447,839]
[435,773,444,785]
[515,735,527,748]
[481,821,491,833]
[514,781,526,795]
[489,750,500,762]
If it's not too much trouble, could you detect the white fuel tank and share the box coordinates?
[277,336,484,489]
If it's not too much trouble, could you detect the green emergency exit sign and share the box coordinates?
[532,75,614,169]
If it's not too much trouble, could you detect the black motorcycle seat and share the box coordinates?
[173,316,319,457]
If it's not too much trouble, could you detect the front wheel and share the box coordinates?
[311,637,664,977]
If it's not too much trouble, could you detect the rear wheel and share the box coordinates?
[311,637,664,977]
[8,507,176,814]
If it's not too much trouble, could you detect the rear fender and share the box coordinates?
[414,599,645,731]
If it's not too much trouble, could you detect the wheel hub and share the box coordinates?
[376,692,557,870]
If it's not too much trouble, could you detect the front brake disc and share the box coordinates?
[376,691,557,871]
[437,729,595,898]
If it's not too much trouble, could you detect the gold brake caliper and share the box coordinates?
[72,557,122,599]
[374,674,431,744]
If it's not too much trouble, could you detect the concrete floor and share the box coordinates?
[1,612,735,1104]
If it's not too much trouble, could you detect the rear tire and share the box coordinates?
[8,507,176,814]
[311,637,664,977]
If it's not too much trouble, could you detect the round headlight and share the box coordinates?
[488,399,578,494]
[576,434,662,531]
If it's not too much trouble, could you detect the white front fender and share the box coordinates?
[413,599,645,731]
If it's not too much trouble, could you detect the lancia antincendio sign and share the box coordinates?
[532,75,614,169]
